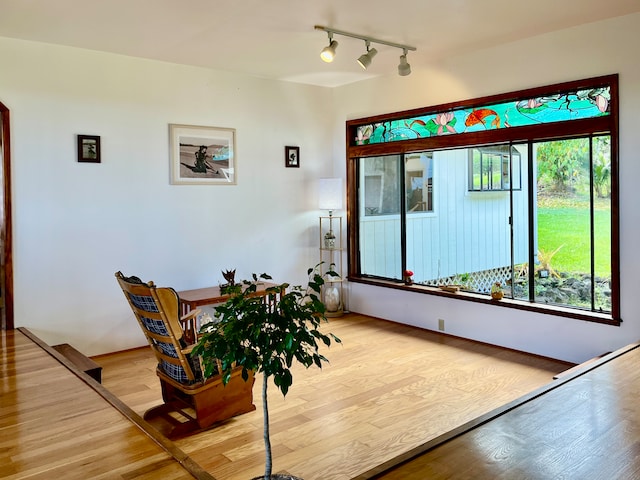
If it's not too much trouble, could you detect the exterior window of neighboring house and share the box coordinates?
[468,146,521,191]
[362,153,433,216]
[407,152,434,212]
[346,75,619,325]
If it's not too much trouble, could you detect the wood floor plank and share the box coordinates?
[97,313,571,480]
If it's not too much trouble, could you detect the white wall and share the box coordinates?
[0,37,334,355]
[335,13,640,363]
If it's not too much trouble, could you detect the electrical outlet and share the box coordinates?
[438,318,445,331]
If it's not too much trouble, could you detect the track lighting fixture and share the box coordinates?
[398,49,411,76]
[357,41,378,70]
[315,25,416,76]
[320,32,338,63]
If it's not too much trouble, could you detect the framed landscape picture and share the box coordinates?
[169,124,236,185]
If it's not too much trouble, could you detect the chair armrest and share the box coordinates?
[179,308,201,343]
[180,308,201,323]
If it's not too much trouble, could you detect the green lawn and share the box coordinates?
[537,206,611,278]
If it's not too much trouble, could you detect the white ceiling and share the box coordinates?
[1,0,639,88]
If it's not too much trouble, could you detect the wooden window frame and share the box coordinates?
[345,74,620,325]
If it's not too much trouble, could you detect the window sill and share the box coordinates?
[349,276,620,326]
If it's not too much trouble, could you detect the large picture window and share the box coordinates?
[346,75,619,324]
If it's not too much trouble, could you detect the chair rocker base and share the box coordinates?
[143,366,256,439]
[143,401,202,439]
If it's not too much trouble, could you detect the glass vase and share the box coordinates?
[323,284,341,312]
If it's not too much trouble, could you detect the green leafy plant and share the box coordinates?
[193,265,341,480]
[536,138,588,192]
[593,136,611,198]
[454,272,472,290]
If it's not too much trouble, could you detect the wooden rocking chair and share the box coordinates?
[115,271,255,438]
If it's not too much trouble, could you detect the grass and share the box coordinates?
[537,196,611,278]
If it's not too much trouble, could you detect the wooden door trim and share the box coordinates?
[1,102,13,330]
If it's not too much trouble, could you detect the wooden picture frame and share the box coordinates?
[285,146,300,168]
[170,124,236,185]
[77,135,101,163]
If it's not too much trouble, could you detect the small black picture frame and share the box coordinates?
[77,135,101,163]
[285,146,300,168]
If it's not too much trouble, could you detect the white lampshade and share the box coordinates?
[318,178,343,211]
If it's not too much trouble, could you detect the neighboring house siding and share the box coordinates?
[360,147,529,283]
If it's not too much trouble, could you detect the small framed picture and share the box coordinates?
[285,146,300,168]
[77,135,101,163]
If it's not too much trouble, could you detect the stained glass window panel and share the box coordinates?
[354,86,611,145]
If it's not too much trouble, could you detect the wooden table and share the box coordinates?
[177,282,280,341]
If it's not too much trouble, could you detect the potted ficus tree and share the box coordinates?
[193,265,341,480]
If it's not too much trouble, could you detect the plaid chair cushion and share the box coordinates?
[128,292,203,384]
[141,316,169,335]
[129,293,159,313]
[160,357,203,384]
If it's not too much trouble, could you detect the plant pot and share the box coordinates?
[491,291,504,300]
[251,475,303,480]
[439,284,461,293]
[324,231,336,249]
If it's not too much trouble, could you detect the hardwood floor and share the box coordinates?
[0,328,212,480]
[371,342,640,479]
[96,313,571,480]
